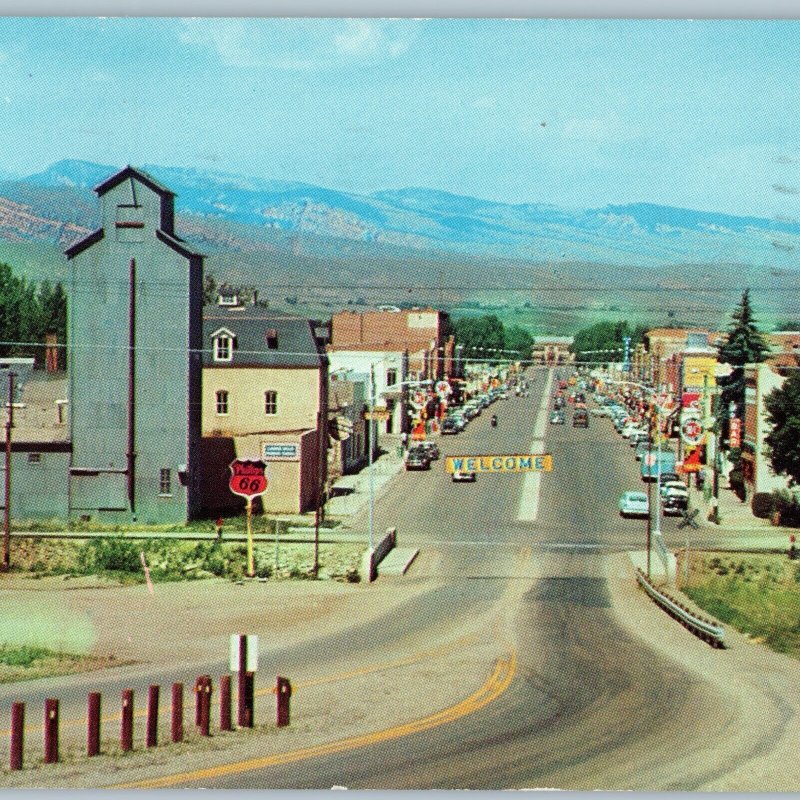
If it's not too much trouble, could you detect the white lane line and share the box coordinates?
[517,368,554,522]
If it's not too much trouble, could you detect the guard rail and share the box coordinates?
[636,568,726,648]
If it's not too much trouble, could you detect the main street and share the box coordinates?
[153,367,800,789]
[5,367,800,790]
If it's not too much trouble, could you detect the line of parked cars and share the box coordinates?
[593,391,690,518]
[404,439,441,471]
[440,385,507,436]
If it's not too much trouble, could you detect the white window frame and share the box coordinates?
[215,389,230,416]
[264,390,278,416]
[159,468,172,497]
[214,335,232,362]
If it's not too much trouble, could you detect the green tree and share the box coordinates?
[571,320,647,364]
[453,314,505,363]
[764,369,800,486]
[717,289,769,419]
[203,273,217,305]
[504,324,534,361]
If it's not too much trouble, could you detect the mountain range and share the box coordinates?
[1,158,797,271]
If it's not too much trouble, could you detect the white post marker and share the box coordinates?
[518,368,554,522]
[229,634,259,672]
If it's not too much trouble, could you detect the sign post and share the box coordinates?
[229,460,269,578]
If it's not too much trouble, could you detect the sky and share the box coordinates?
[0,17,799,217]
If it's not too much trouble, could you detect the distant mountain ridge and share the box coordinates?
[2,158,798,272]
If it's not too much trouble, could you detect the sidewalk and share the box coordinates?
[325,437,406,523]
[684,478,796,551]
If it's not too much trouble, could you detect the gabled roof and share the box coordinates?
[64,228,104,260]
[94,165,175,198]
[155,229,203,259]
[202,307,325,369]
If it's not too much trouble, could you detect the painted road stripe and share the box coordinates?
[0,634,480,738]
[111,651,517,789]
[518,369,553,522]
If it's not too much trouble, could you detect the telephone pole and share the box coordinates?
[3,372,15,572]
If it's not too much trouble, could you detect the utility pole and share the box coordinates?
[3,371,15,572]
[368,363,375,552]
[646,405,652,578]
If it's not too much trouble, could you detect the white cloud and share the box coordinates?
[472,96,497,110]
[179,19,415,71]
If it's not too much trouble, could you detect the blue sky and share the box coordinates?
[1,17,799,217]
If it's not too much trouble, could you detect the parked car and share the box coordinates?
[441,417,460,435]
[405,447,431,471]
[451,469,477,483]
[619,491,649,518]
[550,410,566,425]
[629,430,649,446]
[635,441,651,461]
[659,480,688,499]
[572,408,589,428]
[418,440,440,460]
[662,491,689,516]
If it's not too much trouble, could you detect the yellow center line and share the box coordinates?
[0,632,481,736]
[111,649,517,789]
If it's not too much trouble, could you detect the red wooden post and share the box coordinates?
[276,676,292,727]
[120,689,134,752]
[194,676,203,726]
[171,682,183,744]
[10,701,24,770]
[87,692,101,757]
[146,685,159,748]
[237,634,248,727]
[43,698,59,764]
[220,675,232,732]
[245,671,255,727]
[199,676,212,736]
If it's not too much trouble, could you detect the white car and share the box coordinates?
[622,423,646,439]
[619,491,649,518]
[659,480,688,499]
[452,470,477,483]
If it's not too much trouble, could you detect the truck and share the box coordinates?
[640,449,677,481]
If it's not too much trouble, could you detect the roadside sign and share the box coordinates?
[263,443,299,461]
[229,459,268,498]
[444,454,553,474]
[681,418,703,445]
[364,408,392,421]
[644,453,656,467]
[229,634,259,672]
[729,417,742,449]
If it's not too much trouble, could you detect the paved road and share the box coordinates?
[176,367,800,790]
[7,367,800,790]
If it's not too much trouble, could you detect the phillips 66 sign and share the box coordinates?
[229,459,268,498]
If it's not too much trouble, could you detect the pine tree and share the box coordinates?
[716,289,769,418]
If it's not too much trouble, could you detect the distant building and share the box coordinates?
[532,337,573,365]
[199,303,328,516]
[330,308,455,380]
[65,166,204,524]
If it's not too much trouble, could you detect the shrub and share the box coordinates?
[729,468,745,501]
[774,490,800,527]
[752,492,776,519]
[78,538,141,574]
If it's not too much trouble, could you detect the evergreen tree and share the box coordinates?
[716,289,769,419]
[764,369,800,486]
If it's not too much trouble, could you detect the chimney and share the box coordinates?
[45,332,59,373]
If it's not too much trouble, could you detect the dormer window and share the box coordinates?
[265,328,278,350]
[211,328,236,362]
[218,292,240,307]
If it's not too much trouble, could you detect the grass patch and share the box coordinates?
[8,537,363,584]
[681,553,800,656]
[0,644,120,684]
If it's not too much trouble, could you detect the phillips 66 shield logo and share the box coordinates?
[229,459,268,498]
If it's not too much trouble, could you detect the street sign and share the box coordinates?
[445,454,553,474]
[644,453,657,467]
[263,443,299,461]
[228,459,268,498]
[364,408,392,421]
[729,417,742,449]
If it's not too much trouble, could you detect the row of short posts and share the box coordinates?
[6,671,292,770]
